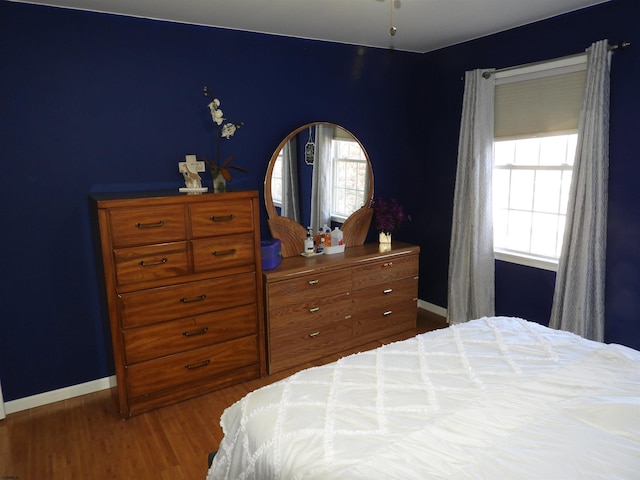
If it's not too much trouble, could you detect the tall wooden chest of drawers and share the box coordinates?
[91,191,265,417]
[264,242,419,374]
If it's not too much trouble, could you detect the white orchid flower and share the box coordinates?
[208,99,224,125]
[220,123,237,139]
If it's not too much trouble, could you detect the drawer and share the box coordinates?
[123,303,258,364]
[352,277,418,339]
[269,292,352,332]
[125,335,259,398]
[109,205,186,247]
[352,253,418,289]
[269,317,352,373]
[192,233,255,273]
[118,272,256,328]
[267,269,352,309]
[351,277,419,309]
[113,242,189,286]
[189,199,254,238]
[352,301,417,340]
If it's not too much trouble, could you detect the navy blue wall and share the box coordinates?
[0,1,422,401]
[411,0,640,348]
[1,0,638,402]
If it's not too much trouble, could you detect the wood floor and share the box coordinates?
[0,309,446,480]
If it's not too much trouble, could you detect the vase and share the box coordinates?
[379,232,392,252]
[379,232,392,244]
[211,171,227,193]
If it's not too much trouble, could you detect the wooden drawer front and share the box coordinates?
[268,269,352,309]
[352,301,417,340]
[126,335,258,398]
[192,233,255,273]
[269,318,352,373]
[119,272,256,328]
[123,303,258,364]
[190,199,254,238]
[114,242,189,285]
[109,205,186,247]
[269,292,352,332]
[352,277,418,339]
[352,277,419,310]
[352,254,418,289]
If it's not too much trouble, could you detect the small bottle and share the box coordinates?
[325,227,332,247]
[317,236,325,254]
[304,227,314,254]
[331,226,344,246]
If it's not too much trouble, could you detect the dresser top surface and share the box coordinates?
[263,241,420,281]
[90,189,258,208]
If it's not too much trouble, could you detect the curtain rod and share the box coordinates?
[479,41,631,79]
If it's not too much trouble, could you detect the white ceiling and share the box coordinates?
[14,0,609,53]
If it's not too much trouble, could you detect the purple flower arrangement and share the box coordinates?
[372,197,411,235]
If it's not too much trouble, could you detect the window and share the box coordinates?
[493,134,577,269]
[492,55,586,271]
[271,149,284,208]
[331,137,368,222]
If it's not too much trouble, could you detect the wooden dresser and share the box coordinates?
[263,242,419,374]
[91,190,265,417]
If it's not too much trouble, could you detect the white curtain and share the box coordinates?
[310,125,332,230]
[281,138,301,223]
[550,40,611,342]
[447,69,496,325]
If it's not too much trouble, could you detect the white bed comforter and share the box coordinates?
[207,317,640,479]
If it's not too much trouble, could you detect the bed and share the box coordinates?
[206,316,640,479]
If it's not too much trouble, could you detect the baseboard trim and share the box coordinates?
[4,375,117,415]
[418,299,447,317]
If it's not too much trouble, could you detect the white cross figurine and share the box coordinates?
[178,154,207,192]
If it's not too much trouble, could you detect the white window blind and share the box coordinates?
[494,55,587,139]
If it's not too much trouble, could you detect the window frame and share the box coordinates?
[492,55,586,272]
[329,137,368,224]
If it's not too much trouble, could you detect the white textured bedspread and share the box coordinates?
[207,317,640,479]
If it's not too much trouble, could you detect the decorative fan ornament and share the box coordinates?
[390,0,398,36]
[374,0,399,39]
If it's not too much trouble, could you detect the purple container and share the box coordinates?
[261,239,282,270]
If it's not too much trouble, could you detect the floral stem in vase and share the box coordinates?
[200,86,247,193]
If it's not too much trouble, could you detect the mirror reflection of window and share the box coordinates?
[271,151,284,208]
[331,136,368,222]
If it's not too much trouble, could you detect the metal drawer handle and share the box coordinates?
[309,307,320,313]
[180,294,207,303]
[309,331,320,338]
[185,359,211,370]
[383,262,394,267]
[383,310,393,316]
[139,258,168,267]
[135,220,165,229]
[308,279,320,285]
[210,214,235,222]
[383,288,393,295]
[182,327,209,337]
[212,248,237,257]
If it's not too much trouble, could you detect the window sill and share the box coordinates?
[495,249,558,272]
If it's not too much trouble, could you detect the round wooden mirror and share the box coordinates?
[264,122,374,257]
